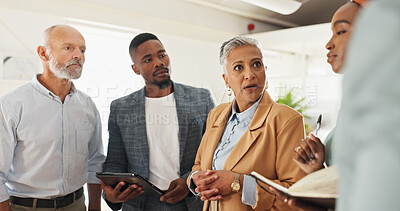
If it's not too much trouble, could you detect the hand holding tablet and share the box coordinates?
[96,172,165,199]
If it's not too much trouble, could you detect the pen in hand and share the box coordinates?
[315,114,322,136]
[310,114,322,160]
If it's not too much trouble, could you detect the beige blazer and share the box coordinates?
[190,92,307,211]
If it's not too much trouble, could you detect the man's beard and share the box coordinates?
[48,53,83,80]
[153,76,172,89]
[152,67,171,89]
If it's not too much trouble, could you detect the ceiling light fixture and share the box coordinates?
[239,0,302,15]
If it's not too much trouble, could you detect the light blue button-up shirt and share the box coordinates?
[0,75,105,202]
[211,96,262,207]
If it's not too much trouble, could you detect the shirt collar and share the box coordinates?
[228,93,263,126]
[31,74,77,98]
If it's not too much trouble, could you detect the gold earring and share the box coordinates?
[226,87,232,96]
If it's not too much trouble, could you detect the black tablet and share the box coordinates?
[96,172,165,196]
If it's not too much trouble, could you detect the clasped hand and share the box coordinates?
[192,170,236,201]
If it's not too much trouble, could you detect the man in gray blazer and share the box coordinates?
[101,33,214,210]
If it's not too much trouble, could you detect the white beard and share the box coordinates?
[48,54,83,80]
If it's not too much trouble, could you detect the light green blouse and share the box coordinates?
[324,128,335,166]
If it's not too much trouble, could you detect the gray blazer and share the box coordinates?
[103,82,215,210]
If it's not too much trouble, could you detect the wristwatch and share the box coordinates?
[231,173,241,192]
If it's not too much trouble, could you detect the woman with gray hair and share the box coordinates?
[187,36,307,211]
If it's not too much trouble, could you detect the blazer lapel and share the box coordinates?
[131,87,150,175]
[174,82,191,163]
[223,91,274,171]
[202,103,232,170]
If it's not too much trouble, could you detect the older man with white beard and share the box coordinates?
[0,25,105,211]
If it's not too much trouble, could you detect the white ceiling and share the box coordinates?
[183,0,347,28]
[0,0,343,58]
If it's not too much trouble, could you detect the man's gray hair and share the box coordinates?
[219,36,263,73]
[42,24,70,53]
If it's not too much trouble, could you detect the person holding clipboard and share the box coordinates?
[269,0,367,210]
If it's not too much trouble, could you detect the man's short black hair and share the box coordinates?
[129,33,161,53]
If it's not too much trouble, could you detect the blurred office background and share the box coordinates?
[0,0,346,209]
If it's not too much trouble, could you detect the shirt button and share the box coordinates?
[64,156,67,159]
[64,180,67,183]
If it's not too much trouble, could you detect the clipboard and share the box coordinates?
[96,172,165,196]
[250,166,338,209]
